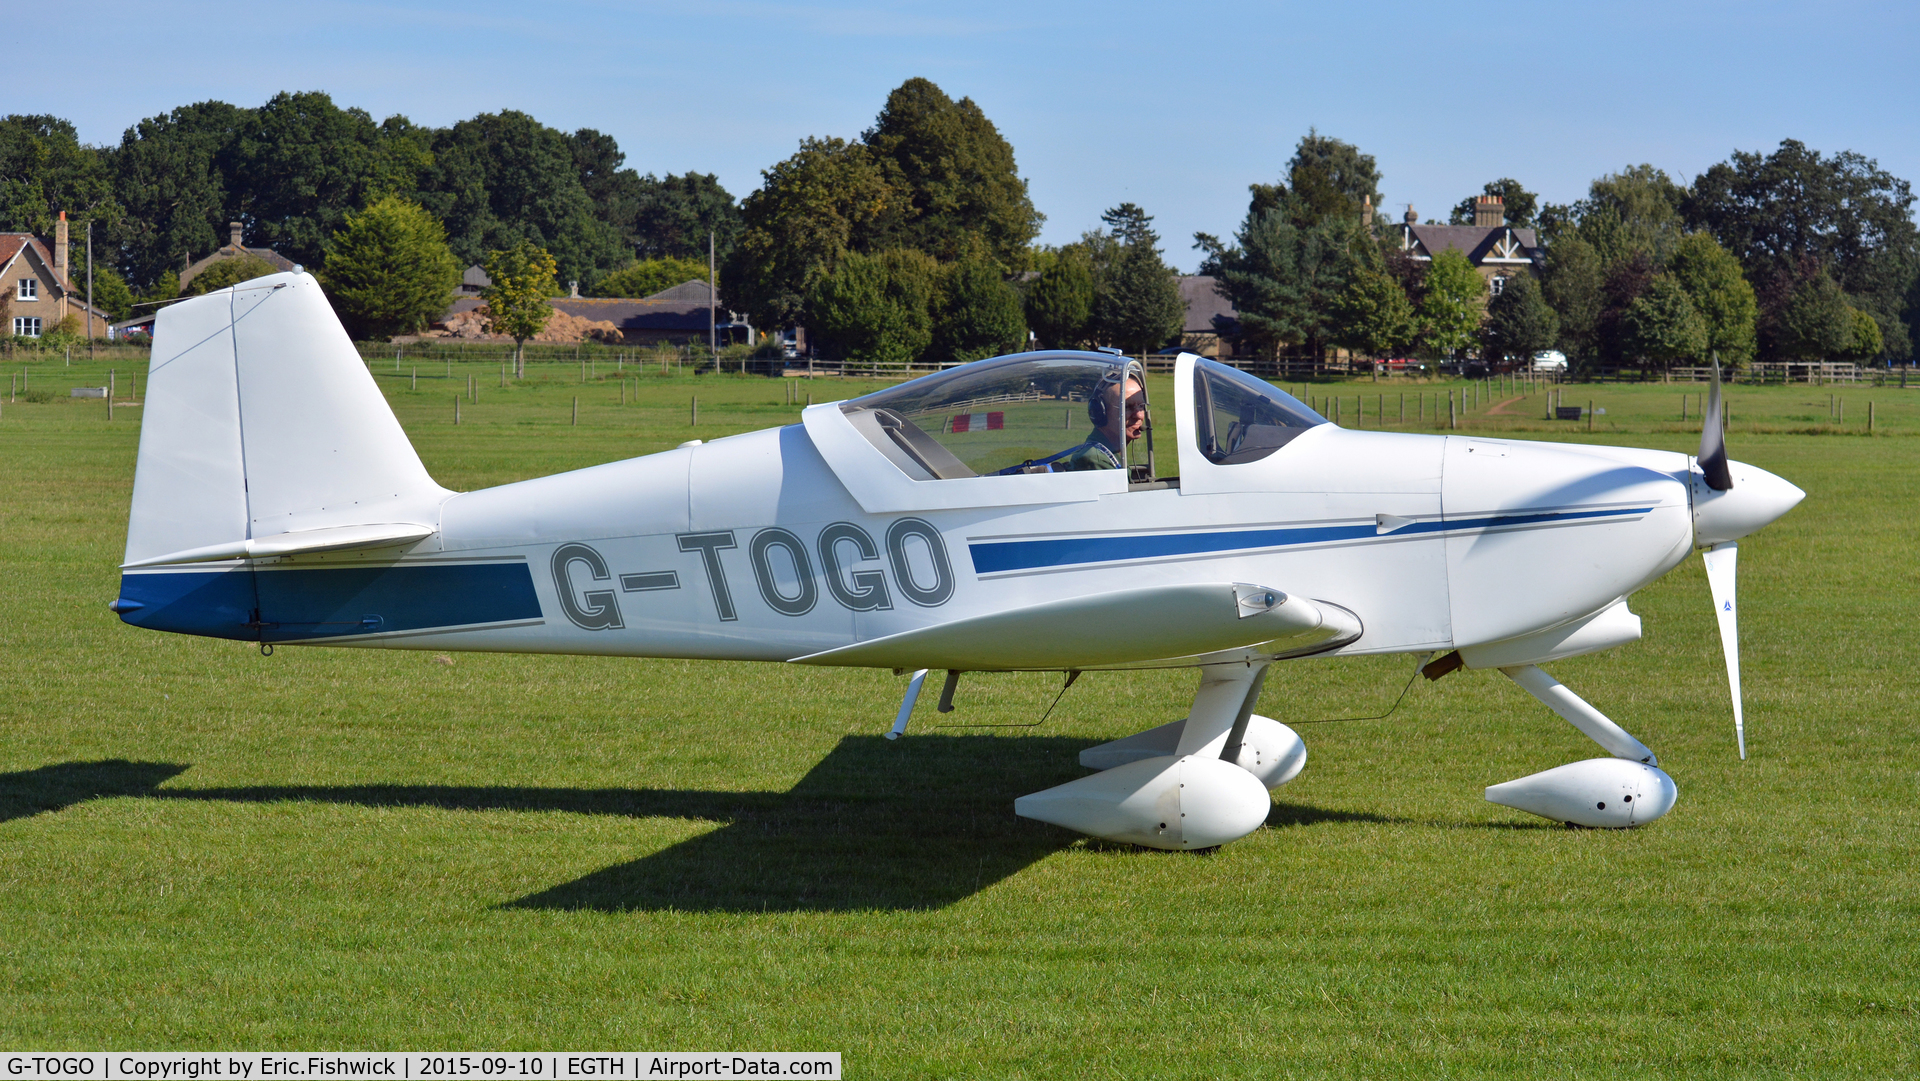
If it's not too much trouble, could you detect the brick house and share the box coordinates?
[1397,196,1542,298]
[0,213,112,339]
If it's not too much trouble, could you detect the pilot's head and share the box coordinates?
[1090,374,1147,445]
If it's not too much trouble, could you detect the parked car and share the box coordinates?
[1532,350,1568,372]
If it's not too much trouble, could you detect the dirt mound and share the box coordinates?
[427,306,622,344]
[534,309,623,344]
[433,308,494,339]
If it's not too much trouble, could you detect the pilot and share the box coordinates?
[1001,371,1146,474]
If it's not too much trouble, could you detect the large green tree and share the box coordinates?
[567,129,741,266]
[1685,139,1918,361]
[1779,271,1859,362]
[1024,247,1095,349]
[1275,130,1381,229]
[1200,203,1370,361]
[1665,232,1758,365]
[0,115,118,236]
[481,240,559,375]
[591,256,711,298]
[1620,276,1708,368]
[419,111,624,289]
[319,195,461,340]
[1092,204,1184,354]
[89,265,135,322]
[860,77,1041,265]
[108,100,246,287]
[1537,231,1604,364]
[224,92,417,268]
[728,137,894,331]
[631,172,741,262]
[933,256,1026,363]
[1330,266,1417,359]
[1418,249,1484,359]
[1481,274,1559,364]
[807,248,938,367]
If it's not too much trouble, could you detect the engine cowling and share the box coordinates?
[1015,753,1270,850]
[1484,757,1678,828]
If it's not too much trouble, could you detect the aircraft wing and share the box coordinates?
[788,582,1357,671]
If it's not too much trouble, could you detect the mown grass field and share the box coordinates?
[2,356,1915,1077]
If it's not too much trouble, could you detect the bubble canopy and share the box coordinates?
[839,351,1150,481]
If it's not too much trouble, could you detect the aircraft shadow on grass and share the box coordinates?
[0,740,1397,913]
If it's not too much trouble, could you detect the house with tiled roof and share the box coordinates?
[177,222,298,292]
[0,214,112,339]
[1398,196,1541,298]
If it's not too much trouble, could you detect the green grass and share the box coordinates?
[2,359,1916,1076]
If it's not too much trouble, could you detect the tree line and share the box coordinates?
[0,93,740,331]
[1195,137,1917,371]
[2,83,1913,367]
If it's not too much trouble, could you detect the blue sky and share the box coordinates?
[20,1,1919,272]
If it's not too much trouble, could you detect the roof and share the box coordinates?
[1179,275,1237,335]
[1402,224,1540,265]
[461,265,491,291]
[0,234,35,269]
[0,233,61,288]
[644,279,717,305]
[178,243,297,289]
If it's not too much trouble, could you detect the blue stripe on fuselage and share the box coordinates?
[116,561,542,642]
[967,507,1652,574]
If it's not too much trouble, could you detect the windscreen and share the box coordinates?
[1192,358,1327,465]
[841,353,1145,478]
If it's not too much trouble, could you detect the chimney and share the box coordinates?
[229,222,244,250]
[54,211,69,285]
[569,280,580,298]
[1474,195,1505,229]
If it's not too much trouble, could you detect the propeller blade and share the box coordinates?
[1699,352,1733,491]
[1701,541,1745,759]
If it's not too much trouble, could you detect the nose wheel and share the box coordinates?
[1486,664,1678,827]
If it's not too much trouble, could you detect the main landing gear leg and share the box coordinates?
[1014,661,1305,850]
[1485,663,1678,828]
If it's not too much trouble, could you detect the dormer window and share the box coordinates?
[17,278,37,301]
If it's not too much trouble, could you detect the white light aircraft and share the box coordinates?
[113,273,1804,849]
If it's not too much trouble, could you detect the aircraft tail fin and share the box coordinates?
[124,271,451,567]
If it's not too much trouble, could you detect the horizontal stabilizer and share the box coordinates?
[789,581,1344,670]
[122,522,437,568]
